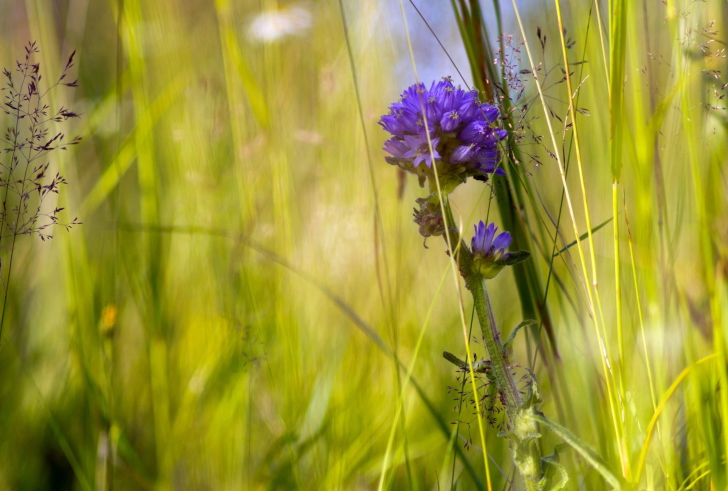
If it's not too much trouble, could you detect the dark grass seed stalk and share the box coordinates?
[0,42,81,340]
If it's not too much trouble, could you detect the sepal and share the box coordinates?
[495,249,531,267]
[539,444,570,491]
[472,255,507,279]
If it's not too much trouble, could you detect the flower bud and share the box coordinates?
[413,197,445,238]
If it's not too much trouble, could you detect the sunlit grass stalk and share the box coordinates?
[452,0,561,364]
[593,0,611,92]
[607,0,627,399]
[673,3,728,487]
[377,264,451,490]
[121,1,171,487]
[623,201,659,422]
[509,0,627,476]
[558,0,632,474]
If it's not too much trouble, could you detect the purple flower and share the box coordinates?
[403,134,441,168]
[471,221,513,279]
[471,221,512,258]
[451,144,476,163]
[475,148,505,175]
[379,77,508,177]
[383,138,409,158]
[459,121,492,145]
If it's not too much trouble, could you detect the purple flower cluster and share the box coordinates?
[379,78,508,178]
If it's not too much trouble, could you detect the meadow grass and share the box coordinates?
[0,0,725,489]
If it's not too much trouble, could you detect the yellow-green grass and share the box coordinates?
[0,0,724,489]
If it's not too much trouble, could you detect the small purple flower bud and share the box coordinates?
[451,144,476,163]
[440,110,460,133]
[479,104,499,123]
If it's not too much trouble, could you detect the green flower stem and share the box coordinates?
[466,275,522,415]
[441,199,542,491]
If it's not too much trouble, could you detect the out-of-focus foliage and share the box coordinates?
[0,0,725,490]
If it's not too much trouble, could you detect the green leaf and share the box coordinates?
[442,351,492,375]
[552,217,613,257]
[503,319,537,352]
[530,414,631,490]
[442,351,466,369]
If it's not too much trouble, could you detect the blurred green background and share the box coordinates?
[0,0,726,489]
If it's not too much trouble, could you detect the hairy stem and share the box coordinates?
[466,274,522,416]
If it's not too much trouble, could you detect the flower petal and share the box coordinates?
[383,138,409,158]
[492,231,512,253]
[451,144,476,163]
[479,104,499,123]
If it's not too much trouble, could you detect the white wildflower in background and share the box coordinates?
[247,2,312,43]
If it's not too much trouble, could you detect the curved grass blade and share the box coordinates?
[635,354,717,484]
[531,414,630,490]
